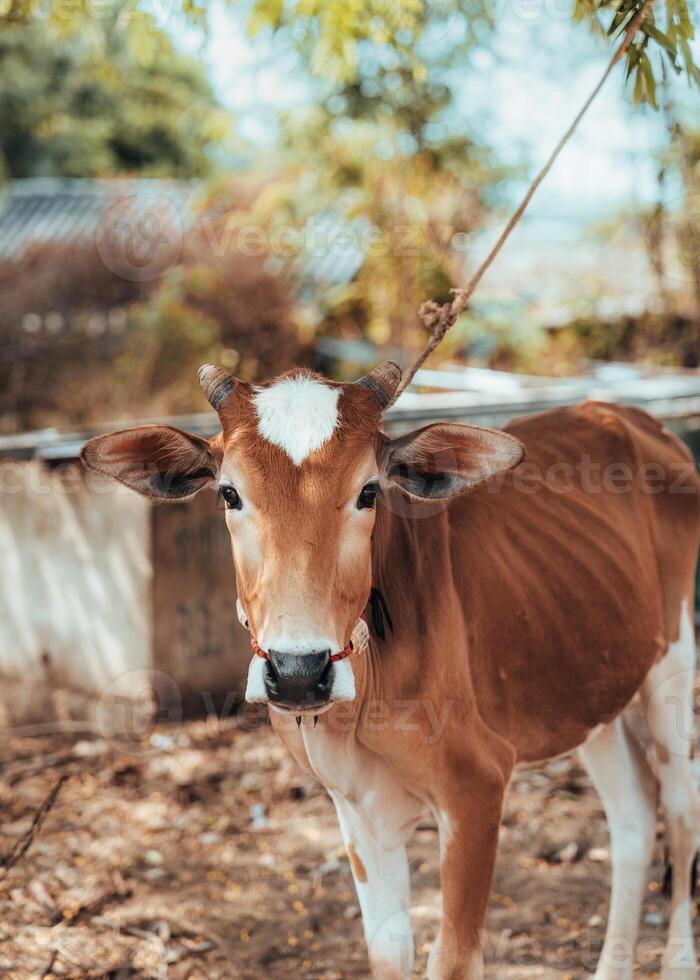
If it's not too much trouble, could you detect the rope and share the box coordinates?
[251,636,355,662]
[388,0,655,407]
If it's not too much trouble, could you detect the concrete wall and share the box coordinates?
[0,461,253,729]
[151,487,251,714]
[0,461,152,727]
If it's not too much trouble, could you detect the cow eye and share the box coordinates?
[220,485,242,511]
[357,481,378,510]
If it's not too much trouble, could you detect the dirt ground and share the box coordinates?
[0,704,695,980]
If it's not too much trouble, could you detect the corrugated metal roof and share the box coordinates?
[0,180,363,294]
[0,178,195,260]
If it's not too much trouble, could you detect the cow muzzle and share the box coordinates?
[244,617,368,710]
[264,650,333,710]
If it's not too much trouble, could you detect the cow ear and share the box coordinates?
[381,422,524,500]
[81,425,220,500]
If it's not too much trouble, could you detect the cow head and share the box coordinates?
[81,363,523,714]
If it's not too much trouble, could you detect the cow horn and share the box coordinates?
[355,361,403,410]
[198,364,236,412]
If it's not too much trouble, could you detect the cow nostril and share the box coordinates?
[317,659,333,694]
[264,659,280,693]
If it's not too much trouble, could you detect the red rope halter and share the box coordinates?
[251,636,354,663]
[248,585,376,663]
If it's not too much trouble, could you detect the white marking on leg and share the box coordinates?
[643,599,700,980]
[331,791,414,979]
[579,715,658,980]
[297,726,425,975]
[253,374,340,465]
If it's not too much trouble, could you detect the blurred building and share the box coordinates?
[0,178,194,262]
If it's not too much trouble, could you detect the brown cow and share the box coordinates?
[82,363,700,980]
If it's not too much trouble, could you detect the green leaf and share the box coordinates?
[632,62,645,102]
[678,33,700,83]
[607,0,635,35]
[639,52,658,107]
[641,21,677,56]
[625,43,643,79]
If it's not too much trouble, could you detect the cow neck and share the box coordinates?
[364,495,460,700]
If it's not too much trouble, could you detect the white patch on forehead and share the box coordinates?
[253,374,340,465]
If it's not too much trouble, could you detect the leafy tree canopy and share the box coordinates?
[247,0,697,107]
[0,13,227,178]
[3,0,696,121]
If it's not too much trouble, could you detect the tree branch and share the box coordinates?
[0,773,68,878]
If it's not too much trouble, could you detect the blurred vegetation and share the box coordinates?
[0,188,303,432]
[643,108,700,311]
[553,311,699,367]
[230,0,516,362]
[2,0,697,107]
[0,16,226,178]
[247,108,508,359]
[391,304,699,374]
[246,0,699,107]
[0,0,697,433]
[124,183,305,389]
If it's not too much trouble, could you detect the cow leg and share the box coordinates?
[642,601,700,980]
[428,764,508,980]
[330,790,415,980]
[579,714,658,980]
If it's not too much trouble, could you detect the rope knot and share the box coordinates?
[418,298,453,334]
